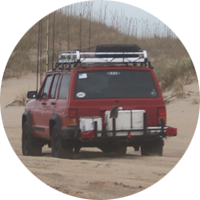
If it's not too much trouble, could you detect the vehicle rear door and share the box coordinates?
[42,74,61,137]
[54,73,71,127]
[70,68,164,128]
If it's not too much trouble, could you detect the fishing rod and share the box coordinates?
[36,1,41,92]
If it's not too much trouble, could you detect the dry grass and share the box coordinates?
[4,90,29,108]
[155,58,196,91]
[15,90,28,106]
[172,78,186,98]
[192,98,200,104]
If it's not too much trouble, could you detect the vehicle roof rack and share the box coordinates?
[53,44,153,71]
[58,50,147,63]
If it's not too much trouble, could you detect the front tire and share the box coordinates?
[51,125,73,159]
[22,122,42,156]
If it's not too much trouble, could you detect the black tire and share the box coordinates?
[51,125,73,159]
[141,138,164,156]
[150,146,163,156]
[141,144,148,156]
[74,147,81,153]
[22,122,42,156]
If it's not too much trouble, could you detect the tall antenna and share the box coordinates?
[46,15,49,72]
[52,11,56,69]
[79,2,82,50]
[40,19,43,86]
[36,20,41,92]
[80,13,82,50]
[88,2,93,51]
[89,5,92,51]
[68,6,70,50]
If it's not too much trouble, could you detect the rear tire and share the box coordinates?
[51,125,73,159]
[22,122,42,156]
[150,146,163,156]
[74,147,81,153]
[141,138,163,156]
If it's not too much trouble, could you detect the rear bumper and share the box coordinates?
[60,125,177,141]
[99,126,177,137]
[83,126,177,139]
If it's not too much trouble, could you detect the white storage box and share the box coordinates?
[80,116,102,132]
[105,110,145,132]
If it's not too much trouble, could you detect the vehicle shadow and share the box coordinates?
[42,149,140,160]
[74,151,138,160]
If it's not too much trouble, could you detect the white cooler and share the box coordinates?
[79,116,102,132]
[105,110,145,136]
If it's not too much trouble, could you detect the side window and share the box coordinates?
[49,74,60,99]
[38,75,53,99]
[58,74,71,99]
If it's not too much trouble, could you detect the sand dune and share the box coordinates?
[0,72,199,199]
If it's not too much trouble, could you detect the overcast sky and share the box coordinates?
[94,0,200,24]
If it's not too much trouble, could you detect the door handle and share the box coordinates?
[51,102,56,105]
[41,102,46,105]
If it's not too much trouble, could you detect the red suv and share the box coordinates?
[22,45,177,158]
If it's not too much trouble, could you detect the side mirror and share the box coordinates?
[27,91,37,99]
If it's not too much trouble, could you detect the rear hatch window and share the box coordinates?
[75,70,158,99]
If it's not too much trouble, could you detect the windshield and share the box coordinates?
[74,70,158,99]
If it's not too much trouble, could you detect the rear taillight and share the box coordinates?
[166,127,177,136]
[67,109,77,126]
[158,107,166,125]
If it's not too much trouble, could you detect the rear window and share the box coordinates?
[74,70,158,99]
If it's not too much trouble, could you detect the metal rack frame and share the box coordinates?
[54,50,152,70]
